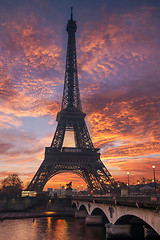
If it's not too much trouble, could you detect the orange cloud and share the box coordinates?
[104,155,160,184]
[0,3,159,188]
[0,10,63,123]
[78,6,160,91]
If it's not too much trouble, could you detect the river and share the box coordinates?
[0,216,106,240]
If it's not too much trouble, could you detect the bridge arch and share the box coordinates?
[112,209,160,235]
[91,207,109,224]
[115,214,159,236]
[79,204,88,213]
[115,214,145,225]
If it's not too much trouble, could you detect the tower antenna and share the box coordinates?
[71,7,73,21]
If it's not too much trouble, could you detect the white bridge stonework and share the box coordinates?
[72,200,160,235]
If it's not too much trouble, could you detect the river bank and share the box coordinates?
[0,210,75,220]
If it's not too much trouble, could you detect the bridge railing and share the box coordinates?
[72,195,160,210]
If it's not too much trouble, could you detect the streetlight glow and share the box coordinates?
[127,172,130,187]
[152,165,156,193]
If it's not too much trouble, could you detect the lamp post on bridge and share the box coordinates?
[127,172,130,196]
[127,172,130,186]
[152,165,156,193]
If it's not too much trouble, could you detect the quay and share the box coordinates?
[0,211,74,220]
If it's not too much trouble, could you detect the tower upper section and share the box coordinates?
[61,8,82,112]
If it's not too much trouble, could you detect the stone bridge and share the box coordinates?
[72,196,160,236]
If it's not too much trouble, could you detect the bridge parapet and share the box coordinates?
[73,195,160,210]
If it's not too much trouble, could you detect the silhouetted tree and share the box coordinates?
[137,177,156,185]
[1,174,23,198]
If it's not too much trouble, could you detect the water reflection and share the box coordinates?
[0,217,106,240]
[86,225,106,240]
[54,219,69,240]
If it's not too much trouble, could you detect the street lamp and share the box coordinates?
[152,165,156,192]
[60,184,61,197]
[127,172,130,186]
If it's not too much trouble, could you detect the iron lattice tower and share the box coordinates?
[27,9,115,193]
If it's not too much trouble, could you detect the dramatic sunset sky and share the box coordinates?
[0,0,160,190]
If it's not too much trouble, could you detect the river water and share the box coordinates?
[0,216,106,240]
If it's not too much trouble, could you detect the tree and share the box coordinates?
[1,174,23,198]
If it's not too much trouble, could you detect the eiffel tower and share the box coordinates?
[27,8,115,193]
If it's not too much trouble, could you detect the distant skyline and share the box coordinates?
[0,0,160,190]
